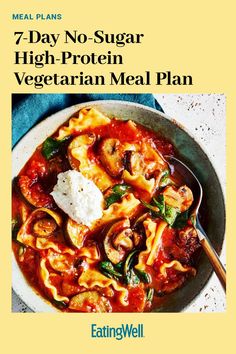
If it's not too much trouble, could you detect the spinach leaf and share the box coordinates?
[105,184,130,208]
[141,200,159,214]
[153,195,165,214]
[42,138,61,160]
[147,288,154,302]
[115,261,125,273]
[159,170,170,188]
[123,250,141,285]
[164,205,179,226]
[99,261,123,281]
[112,184,130,194]
[124,250,136,283]
[190,214,196,227]
[135,269,151,284]
[143,194,179,226]
[173,210,189,229]
[125,268,140,286]
[100,253,152,286]
[105,193,122,208]
[42,136,70,160]
[52,299,68,309]
[124,250,138,274]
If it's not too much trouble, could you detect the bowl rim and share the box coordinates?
[12,99,226,313]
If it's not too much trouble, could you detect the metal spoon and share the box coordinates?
[165,155,226,291]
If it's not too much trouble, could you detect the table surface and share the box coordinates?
[12,93,226,313]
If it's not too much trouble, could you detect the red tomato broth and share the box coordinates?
[91,119,175,155]
[12,112,200,312]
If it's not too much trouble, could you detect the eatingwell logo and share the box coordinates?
[91,323,144,340]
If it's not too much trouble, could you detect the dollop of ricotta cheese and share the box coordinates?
[51,170,104,227]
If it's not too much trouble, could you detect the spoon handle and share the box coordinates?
[197,228,226,291]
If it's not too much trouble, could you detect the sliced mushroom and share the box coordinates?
[104,218,133,264]
[132,213,149,248]
[68,291,112,312]
[163,185,194,212]
[177,186,194,211]
[17,208,62,247]
[18,175,54,208]
[99,138,124,177]
[33,217,57,237]
[65,218,89,249]
[124,150,145,175]
[124,143,166,177]
[113,228,133,250]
